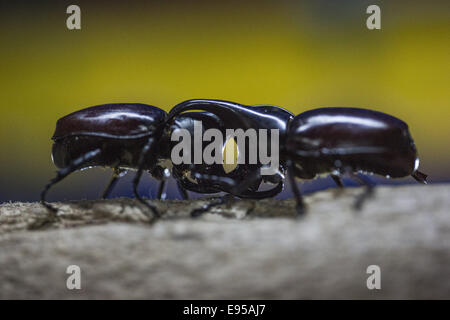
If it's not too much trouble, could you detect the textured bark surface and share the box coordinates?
[0,185,449,299]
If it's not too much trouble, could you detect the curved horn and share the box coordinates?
[167,99,253,129]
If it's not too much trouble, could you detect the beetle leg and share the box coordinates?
[329,174,345,198]
[237,181,284,199]
[191,194,234,218]
[228,168,262,195]
[330,174,344,188]
[132,137,160,221]
[189,165,266,197]
[287,160,305,215]
[412,170,428,184]
[189,181,283,217]
[101,167,125,199]
[191,171,237,188]
[156,179,166,200]
[350,173,375,210]
[41,148,102,214]
[227,165,284,199]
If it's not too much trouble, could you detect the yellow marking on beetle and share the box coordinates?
[223,137,238,174]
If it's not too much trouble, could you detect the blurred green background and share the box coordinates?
[0,0,449,202]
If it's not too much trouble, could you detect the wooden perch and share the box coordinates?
[0,185,449,299]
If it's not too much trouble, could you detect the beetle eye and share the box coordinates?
[222,137,239,173]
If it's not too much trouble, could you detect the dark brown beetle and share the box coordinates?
[285,107,427,213]
[41,103,168,219]
[167,111,284,198]
[165,99,294,216]
[41,102,287,219]
[166,101,427,214]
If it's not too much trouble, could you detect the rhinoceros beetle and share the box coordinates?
[166,99,428,215]
[41,102,290,219]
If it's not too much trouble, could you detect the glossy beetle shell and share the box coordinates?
[167,99,294,183]
[51,103,167,169]
[53,103,167,139]
[168,99,294,144]
[286,107,419,179]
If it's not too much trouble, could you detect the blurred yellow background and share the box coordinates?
[0,0,449,201]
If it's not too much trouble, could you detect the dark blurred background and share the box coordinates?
[0,0,448,202]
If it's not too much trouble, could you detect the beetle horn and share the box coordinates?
[166,99,253,129]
